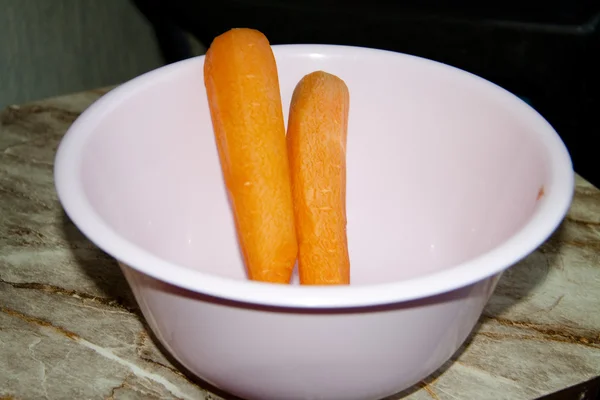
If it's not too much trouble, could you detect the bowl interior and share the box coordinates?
[80,46,552,286]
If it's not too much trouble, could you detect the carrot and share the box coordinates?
[286,71,351,285]
[203,28,298,284]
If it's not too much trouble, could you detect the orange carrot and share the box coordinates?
[203,28,297,284]
[286,71,351,285]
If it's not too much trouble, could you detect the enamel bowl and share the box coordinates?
[54,44,573,400]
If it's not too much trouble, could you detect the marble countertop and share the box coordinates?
[0,88,599,400]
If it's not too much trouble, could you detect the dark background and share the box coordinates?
[133,0,600,187]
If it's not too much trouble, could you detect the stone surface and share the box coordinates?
[1,88,599,400]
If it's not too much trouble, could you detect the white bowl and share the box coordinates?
[54,44,574,400]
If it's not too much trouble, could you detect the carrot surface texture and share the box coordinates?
[286,71,351,285]
[203,28,298,284]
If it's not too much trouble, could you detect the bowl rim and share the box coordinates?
[54,44,575,309]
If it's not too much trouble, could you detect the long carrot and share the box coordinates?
[286,71,351,285]
[203,28,298,284]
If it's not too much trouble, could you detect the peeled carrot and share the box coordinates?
[286,71,351,285]
[203,28,297,284]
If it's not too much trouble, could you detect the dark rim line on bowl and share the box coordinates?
[54,44,575,309]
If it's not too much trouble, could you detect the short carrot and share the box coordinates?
[203,28,298,284]
[286,71,351,285]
